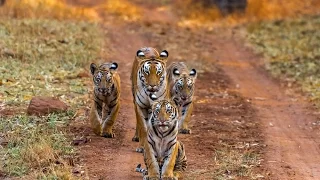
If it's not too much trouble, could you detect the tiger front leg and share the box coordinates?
[161,144,179,179]
[89,102,103,136]
[132,104,140,142]
[136,123,148,153]
[135,106,148,153]
[101,103,120,138]
[143,141,160,179]
[179,103,193,134]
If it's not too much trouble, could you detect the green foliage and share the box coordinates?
[247,15,320,106]
[0,19,102,108]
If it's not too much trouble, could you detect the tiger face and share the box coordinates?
[151,100,179,133]
[139,61,166,92]
[172,68,197,101]
[90,62,118,95]
[136,48,168,93]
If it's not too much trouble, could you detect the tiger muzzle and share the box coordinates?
[181,95,187,101]
[98,88,109,94]
[147,85,159,92]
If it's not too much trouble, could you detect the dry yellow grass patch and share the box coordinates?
[0,0,141,21]
[0,0,99,20]
[22,137,74,179]
[96,0,141,21]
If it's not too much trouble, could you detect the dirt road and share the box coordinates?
[214,35,320,179]
[69,1,320,179]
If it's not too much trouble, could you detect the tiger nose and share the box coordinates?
[98,88,107,93]
[147,85,158,92]
[159,118,166,123]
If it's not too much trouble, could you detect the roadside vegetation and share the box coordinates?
[247,15,320,107]
[0,0,140,21]
[0,19,102,108]
[0,112,75,178]
[0,1,104,178]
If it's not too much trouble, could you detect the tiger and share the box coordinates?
[167,62,197,134]
[136,99,187,180]
[89,62,120,138]
[130,47,169,152]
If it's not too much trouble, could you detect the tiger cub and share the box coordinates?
[167,62,197,134]
[139,99,187,180]
[130,47,169,152]
[89,62,120,138]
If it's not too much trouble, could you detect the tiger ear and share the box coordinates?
[90,63,97,75]
[190,69,197,77]
[137,50,145,58]
[160,50,169,61]
[110,62,118,70]
[173,68,180,76]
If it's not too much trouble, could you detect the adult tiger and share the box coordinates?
[136,99,187,179]
[167,62,197,134]
[89,62,120,138]
[130,47,169,152]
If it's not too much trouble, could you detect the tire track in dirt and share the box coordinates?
[213,33,320,180]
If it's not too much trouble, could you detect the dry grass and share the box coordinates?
[0,0,141,21]
[212,143,264,180]
[0,112,76,178]
[96,0,141,21]
[0,18,102,179]
[0,0,99,21]
[176,0,320,27]
[247,15,320,107]
[0,19,102,108]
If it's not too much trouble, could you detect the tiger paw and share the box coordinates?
[136,147,144,153]
[102,132,115,138]
[132,136,139,142]
[162,176,178,180]
[179,128,191,134]
[143,176,160,180]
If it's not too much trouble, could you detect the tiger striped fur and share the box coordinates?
[167,62,197,134]
[89,62,120,138]
[141,99,187,180]
[130,47,169,152]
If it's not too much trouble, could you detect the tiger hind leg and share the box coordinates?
[173,141,187,178]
